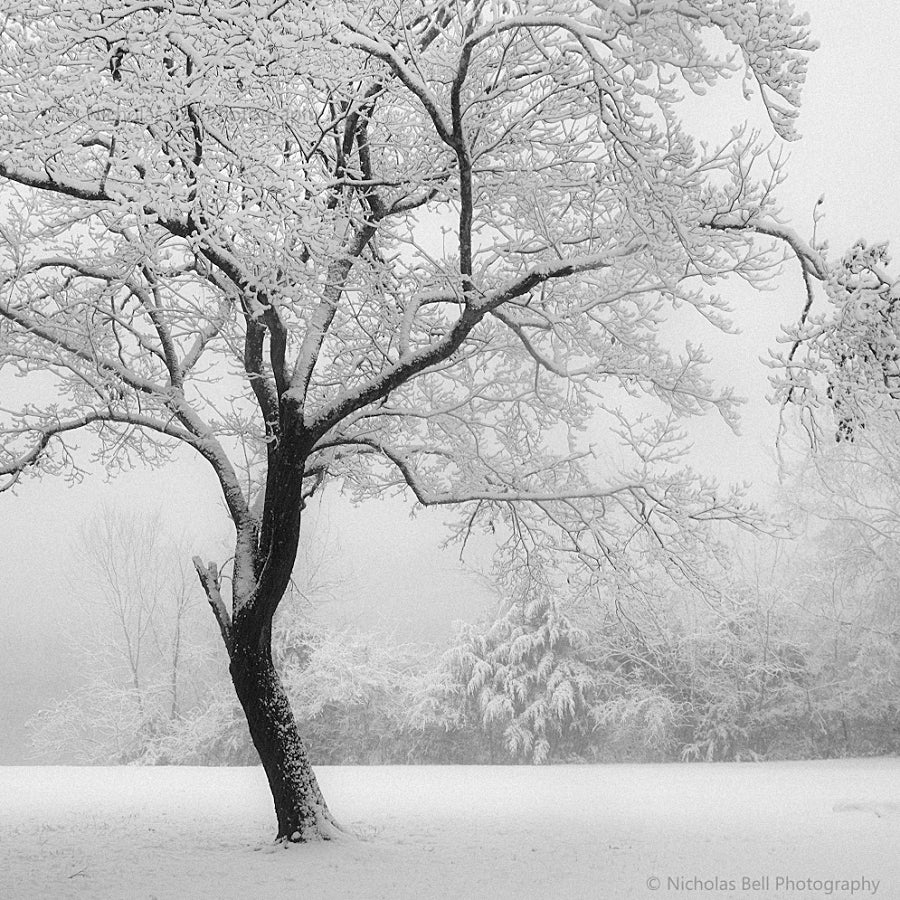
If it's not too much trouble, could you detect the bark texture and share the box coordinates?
[229,639,338,842]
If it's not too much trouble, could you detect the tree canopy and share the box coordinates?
[0,0,819,594]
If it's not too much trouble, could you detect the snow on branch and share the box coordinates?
[315,435,640,507]
[304,240,647,436]
[0,410,193,491]
[192,557,233,655]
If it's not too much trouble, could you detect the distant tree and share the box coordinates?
[30,508,214,763]
[774,435,900,756]
[80,509,207,720]
[0,1,820,840]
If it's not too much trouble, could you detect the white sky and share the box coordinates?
[2,0,899,761]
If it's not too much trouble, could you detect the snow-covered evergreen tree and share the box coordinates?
[439,587,595,763]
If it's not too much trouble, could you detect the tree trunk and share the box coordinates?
[229,639,339,842]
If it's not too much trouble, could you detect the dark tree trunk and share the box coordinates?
[229,638,339,842]
[195,439,339,841]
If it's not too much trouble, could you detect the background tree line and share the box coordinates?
[32,425,900,766]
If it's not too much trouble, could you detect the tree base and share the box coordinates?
[229,643,342,845]
[276,805,346,844]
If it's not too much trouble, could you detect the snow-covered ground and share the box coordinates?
[1,760,897,899]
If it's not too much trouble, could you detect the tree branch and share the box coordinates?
[288,223,377,416]
[0,409,194,490]
[192,557,233,656]
[307,240,647,437]
[315,436,638,507]
[340,22,455,147]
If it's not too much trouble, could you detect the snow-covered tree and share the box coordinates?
[773,433,900,756]
[775,239,900,443]
[429,571,816,763]
[0,0,818,839]
[439,588,595,763]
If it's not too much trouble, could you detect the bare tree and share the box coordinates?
[81,509,203,715]
[1,1,821,840]
[30,507,213,762]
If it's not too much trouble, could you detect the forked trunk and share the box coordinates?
[229,640,339,842]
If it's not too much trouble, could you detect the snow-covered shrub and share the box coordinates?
[585,592,812,763]
[138,688,257,766]
[275,611,436,764]
[29,661,226,765]
[589,688,689,761]
[30,678,165,765]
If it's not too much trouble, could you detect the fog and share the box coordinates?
[2,1,899,764]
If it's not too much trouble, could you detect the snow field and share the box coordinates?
[0,759,897,899]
